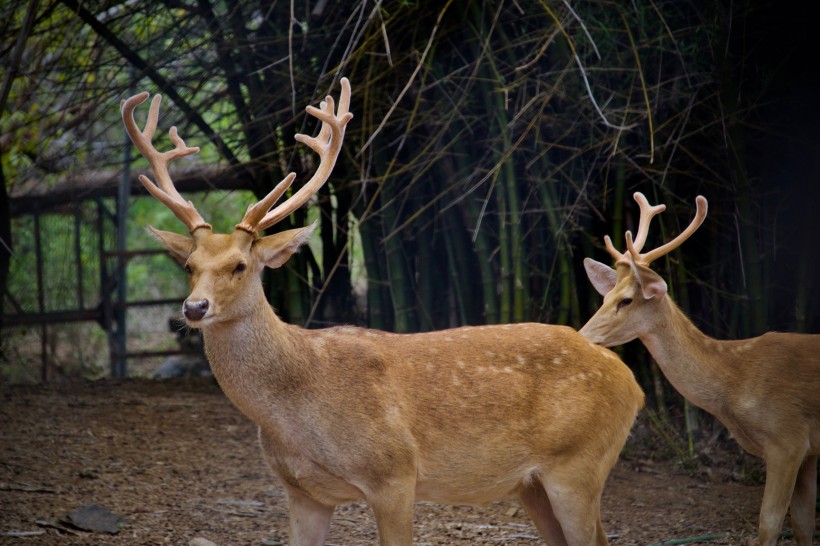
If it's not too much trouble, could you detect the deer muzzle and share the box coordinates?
[183,298,209,322]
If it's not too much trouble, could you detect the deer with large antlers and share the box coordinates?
[580,192,820,546]
[121,78,644,545]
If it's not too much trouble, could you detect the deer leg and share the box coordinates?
[285,486,334,546]
[517,478,569,545]
[367,479,416,546]
[758,449,805,546]
[542,474,608,546]
[789,455,817,546]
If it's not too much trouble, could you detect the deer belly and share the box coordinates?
[413,451,538,505]
[414,470,526,505]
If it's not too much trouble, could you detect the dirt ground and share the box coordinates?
[0,378,809,545]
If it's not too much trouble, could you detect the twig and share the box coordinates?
[0,531,46,537]
[560,0,600,59]
[359,0,455,154]
[288,0,296,116]
[0,481,59,494]
[620,9,655,163]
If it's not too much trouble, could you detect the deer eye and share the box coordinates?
[234,262,247,274]
[184,264,193,275]
[616,298,633,311]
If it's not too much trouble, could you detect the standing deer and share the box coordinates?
[121,78,644,546]
[580,192,820,546]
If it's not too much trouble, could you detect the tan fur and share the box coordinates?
[148,226,644,546]
[581,258,820,546]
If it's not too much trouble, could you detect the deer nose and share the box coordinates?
[183,299,209,322]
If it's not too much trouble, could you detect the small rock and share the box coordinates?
[189,538,218,546]
[61,504,125,534]
[78,468,100,479]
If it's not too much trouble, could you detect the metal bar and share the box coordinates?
[125,349,192,359]
[102,249,169,259]
[3,297,184,326]
[113,82,134,380]
[98,197,117,379]
[125,298,184,308]
[33,209,47,381]
[3,309,102,326]
[74,206,84,309]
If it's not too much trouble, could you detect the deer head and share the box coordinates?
[579,192,708,346]
[121,79,353,328]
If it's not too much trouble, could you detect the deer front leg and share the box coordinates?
[758,448,805,546]
[286,486,334,546]
[789,455,817,546]
[367,478,416,546]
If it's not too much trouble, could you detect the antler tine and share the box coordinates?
[625,195,708,266]
[630,192,666,253]
[238,78,354,234]
[603,235,626,263]
[601,191,665,263]
[235,173,297,234]
[121,93,210,234]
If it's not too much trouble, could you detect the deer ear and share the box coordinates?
[583,258,617,296]
[631,262,668,299]
[148,226,193,266]
[255,222,317,269]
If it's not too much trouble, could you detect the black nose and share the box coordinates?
[183,299,209,321]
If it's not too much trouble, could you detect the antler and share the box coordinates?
[604,192,666,263]
[121,93,211,234]
[235,77,354,235]
[604,192,708,266]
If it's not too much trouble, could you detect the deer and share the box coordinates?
[579,191,820,546]
[121,78,644,546]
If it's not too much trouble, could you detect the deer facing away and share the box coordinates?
[580,192,820,546]
[121,79,644,546]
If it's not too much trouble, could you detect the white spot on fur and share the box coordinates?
[516,355,526,365]
[597,348,618,361]
[552,357,562,365]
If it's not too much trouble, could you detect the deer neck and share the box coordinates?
[639,297,735,415]
[197,293,314,419]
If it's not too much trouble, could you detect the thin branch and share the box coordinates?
[358,0,455,154]
[289,0,296,116]
[59,0,239,165]
[620,9,655,163]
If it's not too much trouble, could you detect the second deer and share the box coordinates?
[580,192,820,546]
[121,79,644,546]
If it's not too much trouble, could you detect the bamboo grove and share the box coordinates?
[2,1,819,453]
